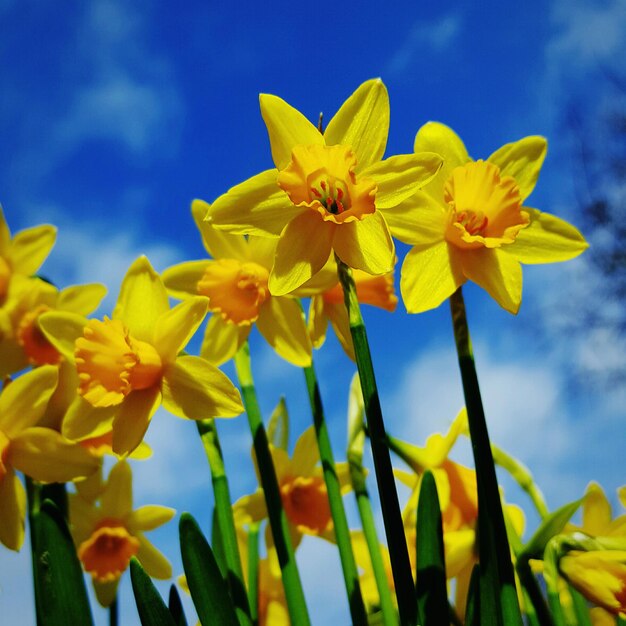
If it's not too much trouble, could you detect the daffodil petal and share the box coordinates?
[488,136,547,201]
[200,315,250,366]
[308,296,329,350]
[161,355,243,420]
[461,248,522,314]
[326,302,355,361]
[10,427,99,483]
[333,212,394,275]
[445,529,477,578]
[154,296,207,363]
[209,169,302,236]
[381,191,448,246]
[260,93,324,170]
[38,310,87,363]
[234,491,268,525]
[583,483,612,536]
[0,365,58,436]
[191,199,249,259]
[400,241,464,314]
[256,297,312,367]
[111,388,161,457]
[0,207,11,254]
[414,122,470,184]
[364,152,443,209]
[336,462,354,495]
[128,505,176,532]
[161,260,210,300]
[136,533,172,579]
[0,469,26,551]
[324,79,389,170]
[11,224,57,275]
[269,212,334,296]
[101,461,133,517]
[113,257,169,342]
[57,283,107,315]
[62,397,116,442]
[502,208,588,264]
[0,341,28,381]
[291,427,319,476]
[94,580,120,608]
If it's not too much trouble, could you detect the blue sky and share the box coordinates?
[1,1,625,624]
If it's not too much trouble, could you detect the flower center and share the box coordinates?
[443,160,529,250]
[17,305,62,366]
[74,317,163,408]
[277,144,377,224]
[280,475,331,534]
[197,259,270,325]
[78,519,139,582]
[0,257,11,305]
[0,430,10,483]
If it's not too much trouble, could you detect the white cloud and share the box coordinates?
[387,13,462,75]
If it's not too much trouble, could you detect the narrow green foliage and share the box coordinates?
[415,471,448,626]
[449,287,523,626]
[130,558,176,626]
[179,513,239,626]
[30,499,94,626]
[211,506,228,578]
[168,585,188,626]
[337,258,416,626]
[519,498,583,561]
[247,524,260,624]
[465,565,481,626]
[267,396,290,450]
[568,586,592,626]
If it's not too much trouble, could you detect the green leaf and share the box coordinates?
[168,585,188,626]
[179,512,239,626]
[465,564,480,626]
[211,506,228,579]
[130,558,176,626]
[415,470,449,626]
[32,500,94,626]
[519,498,583,561]
[267,396,289,450]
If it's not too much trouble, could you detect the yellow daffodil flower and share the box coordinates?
[39,256,243,456]
[0,366,99,550]
[590,606,619,626]
[384,122,588,313]
[0,207,56,307]
[162,201,311,367]
[207,79,442,295]
[0,276,106,378]
[560,550,626,619]
[70,460,175,607]
[234,426,351,543]
[572,482,626,538]
[297,259,397,361]
[257,554,290,626]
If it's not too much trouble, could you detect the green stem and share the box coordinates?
[233,342,311,626]
[247,523,260,626]
[26,477,43,626]
[196,418,252,626]
[568,586,592,626]
[302,359,368,626]
[337,259,416,626]
[449,287,523,626]
[109,597,119,626]
[349,456,398,625]
[491,443,549,519]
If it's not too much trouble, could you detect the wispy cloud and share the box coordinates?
[387,13,462,75]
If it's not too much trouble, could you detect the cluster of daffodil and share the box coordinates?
[0,78,622,626]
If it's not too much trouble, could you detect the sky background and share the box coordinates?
[1,0,625,624]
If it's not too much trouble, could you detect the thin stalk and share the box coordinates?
[348,456,398,626]
[26,477,43,626]
[109,597,119,626]
[337,258,416,626]
[196,418,252,626]
[233,342,311,626]
[247,523,260,626]
[568,586,592,626]
[449,287,523,626]
[302,359,368,626]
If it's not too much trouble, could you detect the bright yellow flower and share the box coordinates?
[162,201,311,367]
[0,276,106,378]
[560,550,626,619]
[384,122,588,313]
[298,259,397,361]
[70,460,174,606]
[234,426,351,543]
[39,256,243,456]
[0,366,99,550]
[571,482,626,538]
[257,554,290,626]
[0,206,56,306]
[208,79,442,295]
